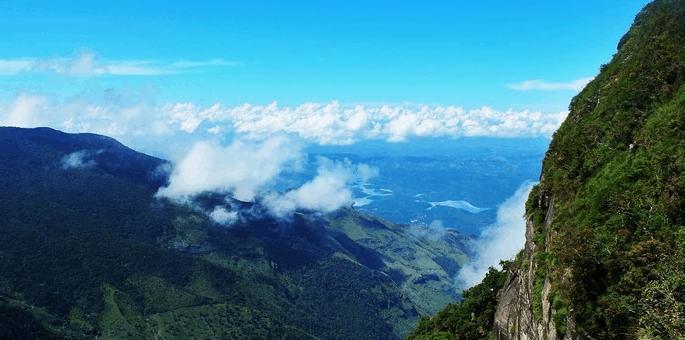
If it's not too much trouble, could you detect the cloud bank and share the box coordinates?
[507,77,593,92]
[456,182,535,289]
[0,92,568,152]
[163,101,568,144]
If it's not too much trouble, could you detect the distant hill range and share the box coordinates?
[0,126,471,339]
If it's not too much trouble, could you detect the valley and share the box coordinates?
[0,127,471,339]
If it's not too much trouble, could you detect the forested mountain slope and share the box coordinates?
[0,127,469,339]
[409,0,685,338]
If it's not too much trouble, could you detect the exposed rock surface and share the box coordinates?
[493,203,564,340]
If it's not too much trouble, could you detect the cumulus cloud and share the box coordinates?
[0,51,240,77]
[61,150,96,170]
[456,182,535,289]
[506,77,593,92]
[1,91,568,154]
[155,134,376,220]
[209,206,239,226]
[165,102,224,133]
[160,101,568,144]
[155,136,303,202]
[264,159,376,217]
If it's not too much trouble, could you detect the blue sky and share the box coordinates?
[0,1,648,111]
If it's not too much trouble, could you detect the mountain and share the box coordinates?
[0,127,470,339]
[409,0,685,339]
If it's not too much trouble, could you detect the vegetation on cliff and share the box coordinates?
[410,0,685,338]
[406,263,509,340]
[533,0,685,337]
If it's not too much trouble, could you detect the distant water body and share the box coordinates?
[309,137,548,235]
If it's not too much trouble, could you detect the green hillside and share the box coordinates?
[0,127,469,339]
[408,0,685,338]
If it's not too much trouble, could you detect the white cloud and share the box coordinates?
[0,91,172,148]
[264,159,377,217]
[0,51,239,77]
[456,182,535,289]
[0,91,567,155]
[61,150,96,170]
[155,136,303,202]
[507,77,593,92]
[0,93,47,127]
[166,102,223,133]
[154,136,375,220]
[160,101,568,144]
[209,206,239,226]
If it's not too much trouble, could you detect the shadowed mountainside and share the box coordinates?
[0,126,470,339]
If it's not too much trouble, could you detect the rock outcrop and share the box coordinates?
[493,210,558,340]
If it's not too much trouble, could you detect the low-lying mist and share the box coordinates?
[154,135,378,224]
[456,182,535,289]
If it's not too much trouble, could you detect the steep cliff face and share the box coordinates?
[493,201,561,340]
[408,1,685,338]
[494,0,685,338]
